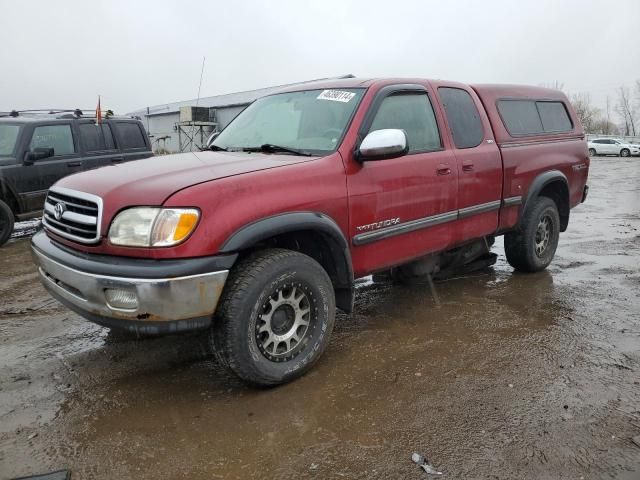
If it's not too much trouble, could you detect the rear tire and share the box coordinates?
[211,248,336,387]
[588,148,596,156]
[0,200,15,247]
[504,197,560,272]
[620,148,630,157]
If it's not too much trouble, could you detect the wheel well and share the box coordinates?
[538,181,570,231]
[0,182,19,215]
[235,229,354,313]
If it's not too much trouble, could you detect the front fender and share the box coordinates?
[220,211,355,313]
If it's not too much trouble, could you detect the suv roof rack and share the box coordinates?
[0,108,140,121]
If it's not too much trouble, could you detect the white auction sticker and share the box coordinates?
[317,90,356,103]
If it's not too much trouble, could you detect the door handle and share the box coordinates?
[66,161,82,167]
[462,161,474,172]
[437,164,452,175]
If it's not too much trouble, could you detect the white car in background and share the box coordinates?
[587,138,640,157]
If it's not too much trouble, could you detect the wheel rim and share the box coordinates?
[622,150,629,157]
[534,214,553,257]
[589,149,595,156]
[256,284,313,361]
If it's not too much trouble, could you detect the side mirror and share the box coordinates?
[24,147,54,165]
[357,129,408,161]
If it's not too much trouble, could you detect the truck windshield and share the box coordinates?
[212,88,365,155]
[0,124,21,156]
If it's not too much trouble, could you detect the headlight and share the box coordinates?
[108,207,200,247]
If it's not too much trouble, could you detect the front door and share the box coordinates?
[16,123,82,212]
[346,84,459,277]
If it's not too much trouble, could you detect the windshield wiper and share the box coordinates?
[208,144,228,152]
[241,144,312,156]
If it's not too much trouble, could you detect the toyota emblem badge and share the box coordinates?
[54,202,66,221]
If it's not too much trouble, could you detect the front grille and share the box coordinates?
[43,187,102,243]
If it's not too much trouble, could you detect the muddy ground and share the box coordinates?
[1,157,639,479]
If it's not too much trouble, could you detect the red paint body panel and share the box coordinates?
[472,84,589,230]
[430,81,503,243]
[50,78,589,277]
[52,151,316,258]
[341,80,460,276]
[165,153,349,259]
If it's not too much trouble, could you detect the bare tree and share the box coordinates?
[616,86,636,136]
[605,96,612,135]
[591,117,619,135]
[569,93,600,133]
[635,80,640,124]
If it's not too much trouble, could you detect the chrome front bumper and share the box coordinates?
[31,236,230,334]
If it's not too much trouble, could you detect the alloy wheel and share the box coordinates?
[535,214,553,257]
[256,284,313,362]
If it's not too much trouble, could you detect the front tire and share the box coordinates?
[0,200,15,247]
[504,197,560,272]
[212,249,336,387]
[588,148,596,157]
[620,148,630,157]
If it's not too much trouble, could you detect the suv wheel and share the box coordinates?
[620,148,630,157]
[588,148,596,156]
[0,200,15,247]
[504,197,560,272]
[212,248,336,387]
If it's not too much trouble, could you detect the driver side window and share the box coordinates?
[29,125,75,156]
[368,92,441,153]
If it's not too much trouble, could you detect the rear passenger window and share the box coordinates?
[115,123,147,149]
[536,102,573,132]
[438,87,484,148]
[79,123,115,151]
[29,125,75,156]
[498,99,573,136]
[497,100,544,136]
[368,93,441,152]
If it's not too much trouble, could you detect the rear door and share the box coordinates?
[78,120,122,170]
[346,84,459,275]
[605,139,617,154]
[435,85,502,241]
[16,122,82,212]
[112,121,152,162]
[592,139,603,153]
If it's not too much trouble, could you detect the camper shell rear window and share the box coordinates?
[497,99,573,136]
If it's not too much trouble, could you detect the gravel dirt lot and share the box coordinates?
[1,157,639,479]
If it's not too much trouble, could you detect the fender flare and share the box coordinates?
[521,170,570,229]
[220,211,355,312]
[0,178,21,214]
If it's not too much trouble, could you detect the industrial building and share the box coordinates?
[127,75,353,154]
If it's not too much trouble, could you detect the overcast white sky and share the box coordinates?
[1,0,638,114]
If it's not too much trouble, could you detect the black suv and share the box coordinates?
[0,110,153,246]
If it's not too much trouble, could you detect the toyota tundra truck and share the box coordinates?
[31,78,590,386]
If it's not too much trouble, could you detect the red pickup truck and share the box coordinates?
[32,78,589,386]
